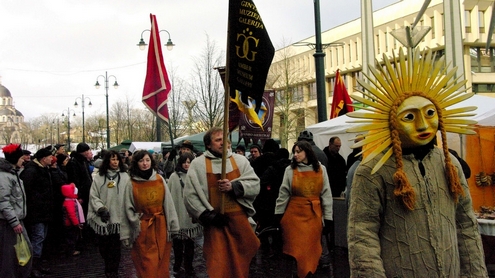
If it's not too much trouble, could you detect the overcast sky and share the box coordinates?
[0,0,398,121]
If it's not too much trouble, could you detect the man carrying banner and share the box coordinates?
[184,127,260,278]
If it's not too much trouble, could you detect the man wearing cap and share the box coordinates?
[53,144,66,155]
[20,148,54,277]
[248,144,262,164]
[0,144,33,278]
[66,143,93,217]
[21,150,31,167]
[163,140,195,178]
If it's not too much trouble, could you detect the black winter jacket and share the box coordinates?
[20,159,53,223]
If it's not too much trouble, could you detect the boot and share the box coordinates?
[184,259,195,278]
[39,259,51,274]
[30,258,45,278]
[105,272,119,278]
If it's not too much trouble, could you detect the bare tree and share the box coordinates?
[189,34,225,131]
[165,66,188,141]
[267,39,307,148]
[110,101,128,145]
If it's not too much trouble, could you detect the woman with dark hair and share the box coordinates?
[120,150,179,278]
[168,152,203,276]
[274,141,333,278]
[87,150,130,278]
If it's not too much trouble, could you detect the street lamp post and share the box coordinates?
[313,0,326,122]
[293,0,344,123]
[137,28,174,142]
[74,94,92,143]
[61,108,76,152]
[50,124,53,145]
[94,72,118,149]
[53,118,60,144]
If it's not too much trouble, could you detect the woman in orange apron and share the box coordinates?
[120,150,179,278]
[275,141,333,278]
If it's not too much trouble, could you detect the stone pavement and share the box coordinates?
[42,237,349,278]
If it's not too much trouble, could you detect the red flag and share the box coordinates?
[142,14,171,122]
[330,69,354,119]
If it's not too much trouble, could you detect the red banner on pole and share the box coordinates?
[142,14,172,122]
[330,69,354,119]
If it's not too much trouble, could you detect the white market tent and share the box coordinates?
[128,142,162,153]
[306,94,495,160]
[306,114,363,160]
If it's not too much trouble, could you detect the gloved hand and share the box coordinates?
[168,149,177,161]
[171,233,181,240]
[273,214,284,228]
[97,207,110,223]
[322,219,333,235]
[199,210,229,227]
[122,239,133,249]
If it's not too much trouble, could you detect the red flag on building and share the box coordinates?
[227,0,274,115]
[330,69,354,119]
[142,14,172,122]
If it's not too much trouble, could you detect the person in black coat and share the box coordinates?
[323,137,347,197]
[256,148,291,255]
[66,143,93,217]
[20,148,54,277]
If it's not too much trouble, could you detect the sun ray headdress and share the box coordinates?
[346,47,477,210]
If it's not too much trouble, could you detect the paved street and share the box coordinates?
[42,236,349,277]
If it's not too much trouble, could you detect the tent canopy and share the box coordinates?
[129,142,162,153]
[108,139,132,151]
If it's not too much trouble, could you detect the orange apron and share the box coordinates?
[281,167,323,278]
[203,156,260,278]
[130,176,172,278]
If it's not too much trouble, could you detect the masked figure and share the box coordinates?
[346,48,487,277]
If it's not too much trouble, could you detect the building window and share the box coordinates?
[465,10,471,33]
[479,11,485,33]
[431,16,436,38]
[292,86,304,102]
[473,84,495,93]
[471,47,495,73]
[295,109,305,135]
[375,35,382,54]
[355,41,359,60]
[328,76,335,95]
[309,82,317,100]
[441,13,445,36]
[384,32,388,52]
[279,114,286,137]
[336,49,339,66]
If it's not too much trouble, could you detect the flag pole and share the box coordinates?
[220,1,234,214]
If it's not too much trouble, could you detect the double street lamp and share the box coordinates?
[61,108,76,152]
[74,94,92,143]
[94,72,118,149]
[137,28,174,141]
[137,29,175,51]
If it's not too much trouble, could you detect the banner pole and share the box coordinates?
[220,1,233,214]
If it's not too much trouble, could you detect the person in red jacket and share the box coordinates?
[61,183,85,257]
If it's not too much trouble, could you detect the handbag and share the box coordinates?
[14,233,31,266]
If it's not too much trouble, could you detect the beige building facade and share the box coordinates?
[268,0,495,147]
